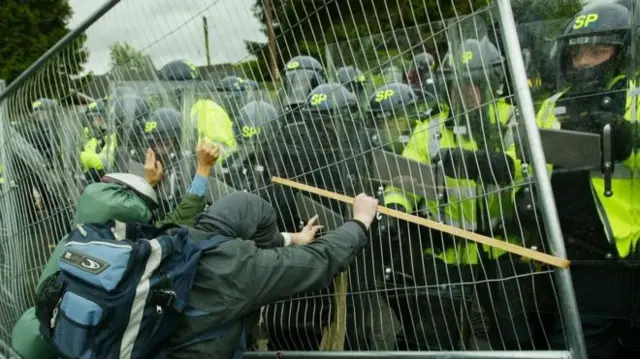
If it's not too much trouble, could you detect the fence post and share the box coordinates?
[495,1,587,358]
[0,80,22,357]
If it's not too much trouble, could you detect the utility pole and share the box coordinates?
[264,0,280,82]
[203,16,211,66]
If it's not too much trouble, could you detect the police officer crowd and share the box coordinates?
[2,0,640,358]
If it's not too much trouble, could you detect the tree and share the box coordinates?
[245,0,585,82]
[109,42,149,71]
[0,0,89,101]
[108,41,157,81]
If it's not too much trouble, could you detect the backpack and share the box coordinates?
[38,221,230,359]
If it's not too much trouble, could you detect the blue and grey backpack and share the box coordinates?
[38,221,230,359]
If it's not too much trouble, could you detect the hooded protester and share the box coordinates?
[168,191,379,358]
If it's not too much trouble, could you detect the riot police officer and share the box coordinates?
[407,52,436,88]
[365,82,431,154]
[214,75,260,118]
[28,98,61,166]
[265,82,402,350]
[157,59,201,82]
[534,2,640,357]
[142,107,187,216]
[337,65,369,103]
[80,99,117,182]
[278,55,326,122]
[221,100,279,195]
[111,94,151,169]
[380,36,534,350]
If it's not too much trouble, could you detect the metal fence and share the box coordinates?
[5,0,631,357]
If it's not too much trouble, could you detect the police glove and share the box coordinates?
[585,111,634,162]
[438,149,515,185]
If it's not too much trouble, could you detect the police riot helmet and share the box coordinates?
[236,100,278,144]
[158,59,201,81]
[367,82,420,115]
[84,99,109,138]
[304,83,358,121]
[217,76,253,91]
[215,75,257,117]
[440,37,505,120]
[407,52,436,85]
[86,99,108,121]
[337,66,367,95]
[111,94,151,130]
[281,55,326,110]
[143,107,182,164]
[284,55,325,75]
[102,173,159,210]
[366,83,430,153]
[31,98,58,121]
[556,2,631,93]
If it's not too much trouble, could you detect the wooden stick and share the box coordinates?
[272,176,570,269]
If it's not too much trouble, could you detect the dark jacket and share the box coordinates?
[168,192,369,358]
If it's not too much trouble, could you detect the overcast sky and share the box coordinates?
[67,0,266,75]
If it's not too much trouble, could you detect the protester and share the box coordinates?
[168,191,379,358]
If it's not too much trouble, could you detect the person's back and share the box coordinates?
[168,191,379,358]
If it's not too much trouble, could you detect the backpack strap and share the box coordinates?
[165,235,231,312]
[196,235,231,252]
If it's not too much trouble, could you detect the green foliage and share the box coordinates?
[245,0,501,81]
[109,42,148,71]
[0,0,89,101]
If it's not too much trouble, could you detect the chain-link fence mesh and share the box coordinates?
[6,0,639,357]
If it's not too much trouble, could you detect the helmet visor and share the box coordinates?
[284,70,318,105]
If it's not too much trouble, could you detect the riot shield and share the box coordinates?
[369,148,444,202]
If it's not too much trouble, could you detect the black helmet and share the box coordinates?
[111,95,151,129]
[85,99,108,118]
[236,100,278,144]
[366,83,431,153]
[85,99,109,135]
[281,56,326,110]
[31,98,57,121]
[367,82,420,115]
[216,76,253,92]
[144,108,182,164]
[284,55,324,75]
[158,60,200,81]
[556,2,631,93]
[304,83,358,119]
[407,52,436,85]
[215,76,257,116]
[336,66,367,94]
[440,37,505,119]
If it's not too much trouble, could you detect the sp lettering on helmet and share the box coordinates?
[184,59,200,78]
[242,126,261,138]
[573,13,599,29]
[462,51,474,64]
[310,93,328,105]
[88,102,98,110]
[287,61,300,70]
[31,100,42,109]
[144,121,157,133]
[374,89,395,102]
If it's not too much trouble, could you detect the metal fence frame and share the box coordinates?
[0,0,587,358]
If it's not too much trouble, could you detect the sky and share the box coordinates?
[67,0,266,75]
